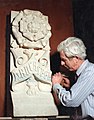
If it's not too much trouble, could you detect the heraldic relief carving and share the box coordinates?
[10,9,58,116]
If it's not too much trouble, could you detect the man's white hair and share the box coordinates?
[57,37,87,59]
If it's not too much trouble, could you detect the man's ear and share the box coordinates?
[73,56,79,63]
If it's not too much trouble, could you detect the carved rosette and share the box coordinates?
[11,9,51,49]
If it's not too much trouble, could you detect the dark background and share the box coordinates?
[72,0,94,63]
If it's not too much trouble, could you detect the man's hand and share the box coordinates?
[52,72,63,85]
[61,76,70,88]
[52,72,70,88]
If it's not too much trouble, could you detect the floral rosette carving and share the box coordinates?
[11,9,51,49]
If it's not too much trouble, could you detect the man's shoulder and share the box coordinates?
[85,60,94,72]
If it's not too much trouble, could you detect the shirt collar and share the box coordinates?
[76,59,89,76]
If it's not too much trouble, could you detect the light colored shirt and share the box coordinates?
[53,59,94,118]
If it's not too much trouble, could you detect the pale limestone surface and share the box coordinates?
[10,9,58,116]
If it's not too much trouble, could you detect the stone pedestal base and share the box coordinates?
[11,91,58,117]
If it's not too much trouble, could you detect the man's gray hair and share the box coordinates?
[57,37,87,59]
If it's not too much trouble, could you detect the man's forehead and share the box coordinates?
[60,50,65,55]
[60,51,66,57]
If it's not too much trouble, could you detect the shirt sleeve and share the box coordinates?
[53,83,73,106]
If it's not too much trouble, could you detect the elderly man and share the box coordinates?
[52,37,94,120]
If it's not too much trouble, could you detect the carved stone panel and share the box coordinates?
[10,9,58,117]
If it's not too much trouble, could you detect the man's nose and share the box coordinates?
[61,61,65,66]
